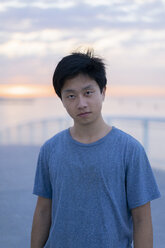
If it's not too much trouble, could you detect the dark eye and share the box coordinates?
[85,90,93,96]
[67,94,75,99]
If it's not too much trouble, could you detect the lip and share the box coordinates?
[77,112,91,117]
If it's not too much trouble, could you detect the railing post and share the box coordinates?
[0,130,4,144]
[42,120,48,142]
[16,125,22,144]
[29,123,35,144]
[142,119,149,153]
[5,128,11,144]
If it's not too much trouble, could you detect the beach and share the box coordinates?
[0,145,164,247]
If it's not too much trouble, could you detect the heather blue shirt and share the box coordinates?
[33,126,160,248]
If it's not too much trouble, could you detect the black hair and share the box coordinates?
[52,49,107,99]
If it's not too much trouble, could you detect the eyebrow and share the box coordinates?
[63,85,95,93]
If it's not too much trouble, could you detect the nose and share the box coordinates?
[77,95,87,109]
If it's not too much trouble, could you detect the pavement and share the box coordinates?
[0,145,164,248]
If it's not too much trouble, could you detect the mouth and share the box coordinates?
[77,112,91,117]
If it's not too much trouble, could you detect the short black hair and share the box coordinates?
[52,49,107,99]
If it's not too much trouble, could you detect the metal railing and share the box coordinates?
[0,115,165,157]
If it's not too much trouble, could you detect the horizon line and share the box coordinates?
[0,83,165,98]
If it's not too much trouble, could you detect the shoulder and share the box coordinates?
[111,127,146,163]
[113,127,149,171]
[44,128,68,146]
[112,126,143,150]
[39,129,69,158]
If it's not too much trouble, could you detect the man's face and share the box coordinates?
[61,74,105,126]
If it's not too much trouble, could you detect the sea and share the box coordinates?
[0,96,165,169]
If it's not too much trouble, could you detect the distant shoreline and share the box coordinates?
[0,97,36,103]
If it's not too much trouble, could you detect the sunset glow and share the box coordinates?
[0,84,54,98]
[0,84,165,99]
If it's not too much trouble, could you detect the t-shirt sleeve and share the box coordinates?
[126,141,161,210]
[33,144,52,199]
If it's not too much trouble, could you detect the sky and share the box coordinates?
[0,0,165,97]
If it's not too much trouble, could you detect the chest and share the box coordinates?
[48,146,126,191]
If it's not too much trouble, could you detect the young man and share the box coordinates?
[31,50,160,248]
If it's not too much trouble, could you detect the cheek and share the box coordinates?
[96,101,103,110]
[62,99,70,108]
[63,101,75,114]
[93,95,104,107]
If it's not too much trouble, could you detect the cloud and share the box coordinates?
[0,0,164,32]
[0,0,76,12]
[0,0,164,86]
[0,34,78,58]
[0,26,164,58]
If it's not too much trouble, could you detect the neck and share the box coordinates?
[70,116,112,144]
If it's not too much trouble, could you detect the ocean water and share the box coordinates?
[0,96,165,169]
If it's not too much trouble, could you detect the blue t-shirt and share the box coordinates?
[33,126,160,248]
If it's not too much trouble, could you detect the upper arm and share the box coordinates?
[35,196,52,214]
[131,202,152,224]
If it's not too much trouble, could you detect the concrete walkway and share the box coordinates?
[0,145,164,248]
